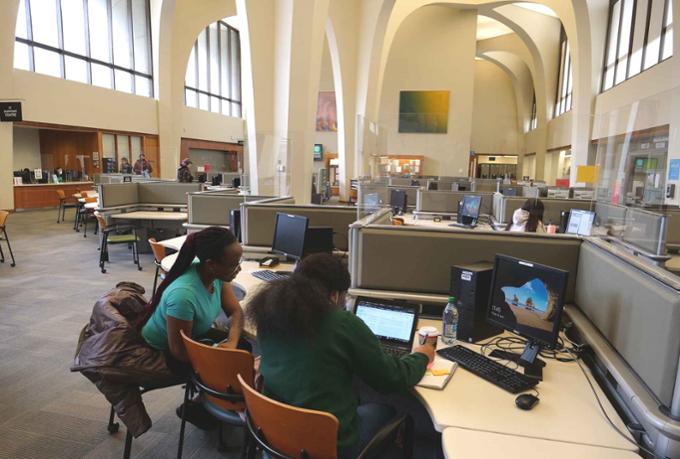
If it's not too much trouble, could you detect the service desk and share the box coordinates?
[13,182,94,210]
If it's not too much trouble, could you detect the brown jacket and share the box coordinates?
[71,282,184,437]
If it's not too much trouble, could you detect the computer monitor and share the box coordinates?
[502,187,517,196]
[304,226,334,256]
[486,255,568,378]
[313,144,323,161]
[272,212,309,260]
[565,209,595,236]
[460,195,482,220]
[390,189,408,214]
[211,175,222,186]
[427,181,438,191]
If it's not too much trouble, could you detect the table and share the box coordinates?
[110,211,188,222]
[441,428,639,459]
[404,214,493,231]
[158,235,187,252]
[414,320,637,452]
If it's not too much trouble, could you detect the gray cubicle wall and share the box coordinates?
[241,203,357,251]
[666,209,680,251]
[352,225,581,302]
[98,183,139,208]
[575,239,680,411]
[137,182,202,205]
[621,207,667,256]
[416,190,494,215]
[188,192,273,226]
[494,196,595,224]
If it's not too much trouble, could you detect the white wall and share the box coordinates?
[12,127,40,170]
[378,5,477,177]
[471,60,520,155]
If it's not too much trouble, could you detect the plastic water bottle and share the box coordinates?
[442,296,459,345]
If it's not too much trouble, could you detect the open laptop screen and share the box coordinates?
[355,298,417,344]
[566,209,595,236]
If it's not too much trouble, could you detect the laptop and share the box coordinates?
[353,297,419,358]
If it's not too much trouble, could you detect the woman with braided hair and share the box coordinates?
[142,226,245,365]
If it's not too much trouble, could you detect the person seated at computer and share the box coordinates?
[142,227,246,365]
[119,157,132,174]
[133,153,152,175]
[505,198,546,233]
[247,254,434,459]
[177,158,193,182]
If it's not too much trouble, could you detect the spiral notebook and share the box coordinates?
[417,359,457,390]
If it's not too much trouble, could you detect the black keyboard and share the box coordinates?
[251,270,291,282]
[437,345,537,394]
[382,344,409,358]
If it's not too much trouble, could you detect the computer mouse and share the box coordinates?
[515,394,539,411]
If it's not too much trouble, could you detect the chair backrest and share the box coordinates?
[94,212,107,232]
[84,197,98,203]
[56,189,66,200]
[237,374,339,459]
[148,238,166,264]
[0,211,8,227]
[81,191,90,198]
[181,330,254,412]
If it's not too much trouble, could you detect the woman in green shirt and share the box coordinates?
[142,227,244,366]
[247,254,434,458]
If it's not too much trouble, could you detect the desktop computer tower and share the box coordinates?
[450,262,502,343]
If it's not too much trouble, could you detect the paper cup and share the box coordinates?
[418,326,439,347]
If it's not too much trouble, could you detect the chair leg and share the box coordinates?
[107,405,120,433]
[0,238,4,263]
[153,264,159,294]
[3,229,15,267]
[57,202,62,223]
[133,233,142,271]
[83,214,88,237]
[100,236,108,274]
[177,383,191,459]
[240,426,250,459]
[123,430,133,459]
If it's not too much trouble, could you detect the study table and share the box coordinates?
[158,253,638,456]
[157,234,187,252]
[110,211,188,222]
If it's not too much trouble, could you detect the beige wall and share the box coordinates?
[378,5,477,176]
[13,127,41,171]
[471,60,520,155]
[315,39,338,154]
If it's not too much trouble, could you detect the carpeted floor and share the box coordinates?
[0,209,243,459]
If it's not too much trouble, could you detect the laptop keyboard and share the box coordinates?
[251,270,291,282]
[382,344,409,358]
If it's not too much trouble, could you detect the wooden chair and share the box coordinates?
[178,330,255,459]
[94,212,141,273]
[56,189,77,223]
[147,238,167,294]
[0,211,16,267]
[238,374,413,459]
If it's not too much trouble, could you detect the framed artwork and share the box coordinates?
[316,91,337,132]
[398,90,449,133]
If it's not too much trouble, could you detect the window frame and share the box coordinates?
[554,27,573,118]
[529,92,538,131]
[15,0,154,97]
[184,19,242,117]
[601,0,673,92]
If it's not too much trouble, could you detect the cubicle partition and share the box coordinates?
[665,209,680,252]
[387,185,421,210]
[415,189,494,215]
[98,182,140,208]
[98,181,201,209]
[594,201,627,228]
[241,202,356,251]
[492,196,595,225]
[187,192,273,227]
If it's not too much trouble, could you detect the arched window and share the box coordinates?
[529,93,538,131]
[14,0,153,97]
[554,27,572,118]
[184,19,242,117]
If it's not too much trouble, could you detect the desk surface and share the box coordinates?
[404,214,493,231]
[414,320,636,452]
[158,235,187,251]
[442,428,639,459]
[110,211,188,221]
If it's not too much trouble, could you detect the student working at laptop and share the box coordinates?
[247,254,434,459]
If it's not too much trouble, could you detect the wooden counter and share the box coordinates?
[13,182,95,210]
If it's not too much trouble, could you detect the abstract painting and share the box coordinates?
[398,90,449,133]
[316,91,337,132]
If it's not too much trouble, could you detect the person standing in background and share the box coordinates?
[177,159,193,182]
[133,153,152,175]
[120,157,132,174]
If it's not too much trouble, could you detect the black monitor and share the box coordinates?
[565,209,595,236]
[272,213,309,260]
[304,226,334,256]
[486,255,568,378]
[427,181,438,191]
[313,144,323,161]
[390,189,408,214]
[211,175,222,186]
[503,187,517,196]
[460,195,482,220]
[123,176,132,183]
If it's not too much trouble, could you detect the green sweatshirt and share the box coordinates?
[258,309,428,451]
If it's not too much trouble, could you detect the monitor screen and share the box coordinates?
[487,255,568,348]
[313,144,323,161]
[460,195,482,219]
[503,187,517,196]
[304,226,334,256]
[390,189,407,212]
[565,209,595,236]
[272,213,309,260]
[355,299,417,344]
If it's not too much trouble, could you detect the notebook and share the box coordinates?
[417,358,457,390]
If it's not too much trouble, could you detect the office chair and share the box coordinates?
[177,331,255,458]
[238,374,413,459]
[147,238,167,294]
[0,211,16,267]
[94,213,141,273]
[56,189,78,223]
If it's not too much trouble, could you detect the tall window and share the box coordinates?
[14,0,153,97]
[185,19,242,117]
[602,0,673,92]
[529,93,538,131]
[554,27,573,118]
